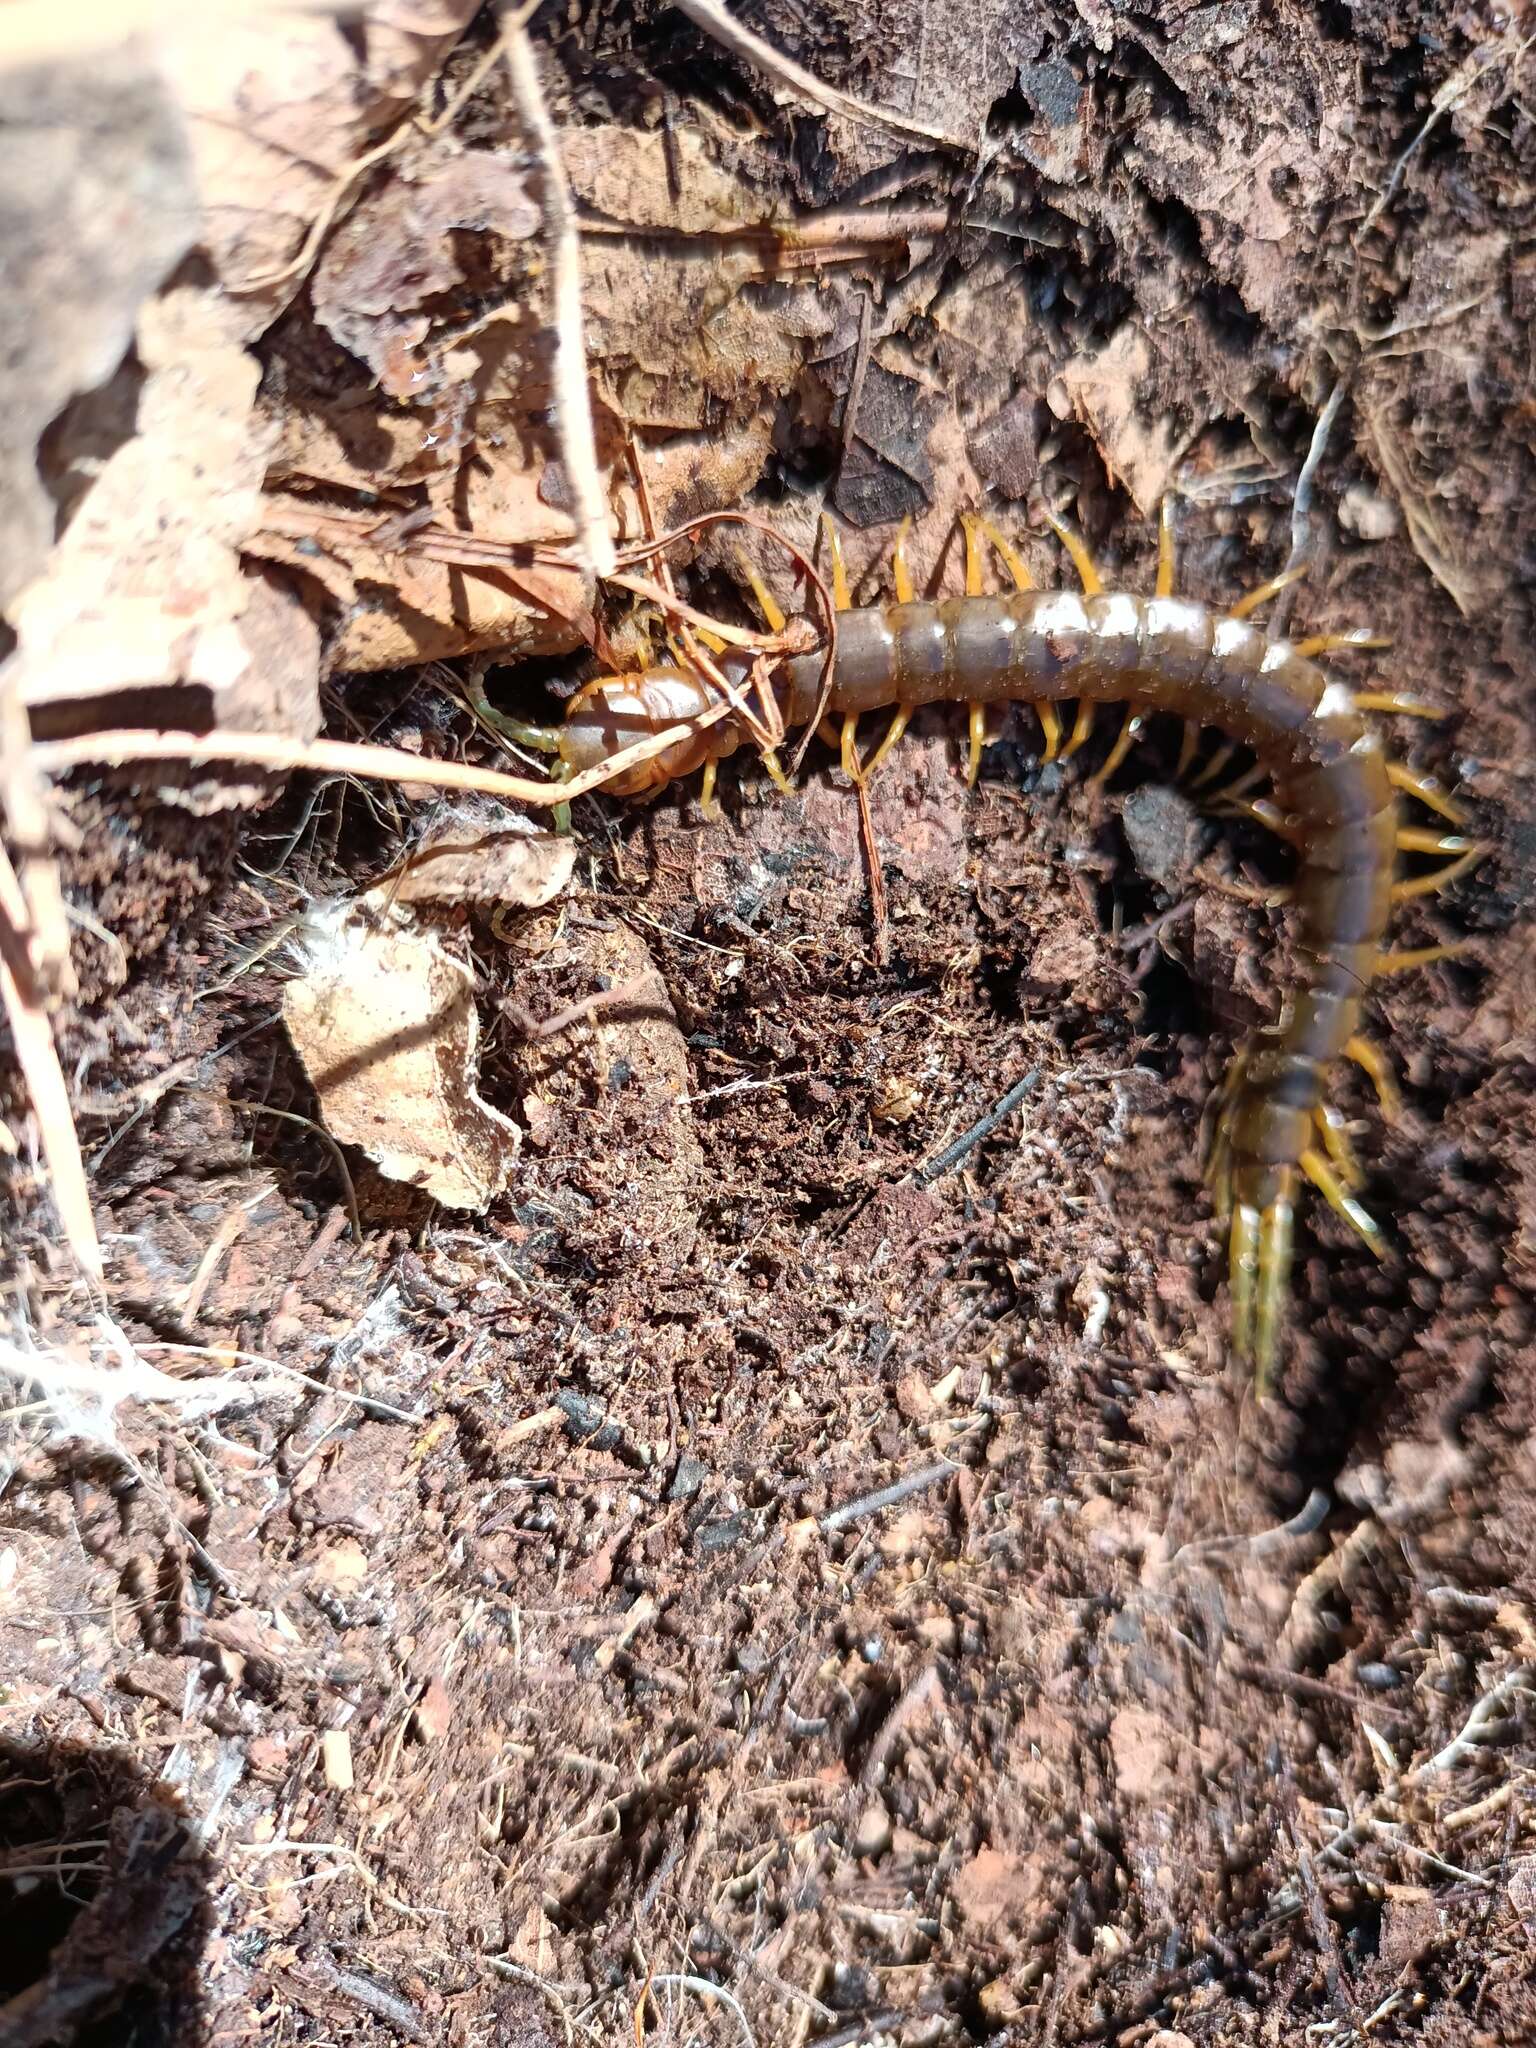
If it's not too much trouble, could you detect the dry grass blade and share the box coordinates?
[0,839,101,1279]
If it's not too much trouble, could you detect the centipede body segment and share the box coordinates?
[538,510,1480,1390]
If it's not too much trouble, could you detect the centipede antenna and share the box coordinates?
[736,550,787,634]
[1375,940,1475,974]
[1156,497,1176,598]
[1391,843,1485,901]
[1034,701,1063,762]
[1312,1102,1364,1190]
[1299,1146,1385,1254]
[864,705,911,777]
[821,512,851,611]
[1293,628,1393,659]
[1397,827,1472,856]
[1060,699,1097,759]
[961,513,985,597]
[1088,708,1143,788]
[1354,688,1440,717]
[892,516,916,604]
[1189,739,1238,791]
[1176,720,1202,781]
[966,703,988,787]
[699,759,721,819]
[975,513,1034,592]
[1230,562,1308,621]
[1041,506,1104,595]
[1253,1195,1295,1397]
[1344,1034,1401,1120]
[1384,760,1468,826]
[840,712,864,782]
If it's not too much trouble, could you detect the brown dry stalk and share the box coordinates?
[673,0,969,153]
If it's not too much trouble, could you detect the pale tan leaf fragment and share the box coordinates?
[384,810,576,910]
[283,903,517,1210]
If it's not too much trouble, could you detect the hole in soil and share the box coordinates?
[0,1737,212,2047]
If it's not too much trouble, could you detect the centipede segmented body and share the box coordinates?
[535,507,1481,1389]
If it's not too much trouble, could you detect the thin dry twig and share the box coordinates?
[0,839,101,1278]
[500,5,615,580]
[673,0,969,153]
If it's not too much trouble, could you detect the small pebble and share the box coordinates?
[852,1803,892,1859]
[1358,1661,1402,1691]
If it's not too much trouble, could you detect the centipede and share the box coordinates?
[521,503,1484,1392]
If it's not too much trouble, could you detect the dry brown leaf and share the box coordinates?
[253,491,590,675]
[282,901,518,1210]
[1053,327,1183,518]
[386,810,576,909]
[0,46,196,609]
[9,285,320,739]
[161,0,482,327]
[564,122,776,234]
[311,138,539,393]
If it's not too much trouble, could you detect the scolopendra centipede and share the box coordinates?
[523,504,1484,1392]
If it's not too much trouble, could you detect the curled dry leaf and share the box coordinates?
[9,286,320,744]
[160,0,484,330]
[282,901,518,1211]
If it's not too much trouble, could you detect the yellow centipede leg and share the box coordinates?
[699,758,721,820]
[1397,827,1473,856]
[1034,701,1063,762]
[1061,699,1096,759]
[1312,1102,1363,1189]
[975,513,1034,592]
[1229,1201,1262,1369]
[864,705,911,777]
[1300,1146,1385,1255]
[1041,507,1104,595]
[1253,1195,1295,1398]
[1293,629,1393,659]
[1385,760,1468,826]
[1376,940,1475,974]
[966,703,988,787]
[1344,1035,1401,1121]
[1156,496,1176,598]
[1391,844,1485,901]
[1355,692,1443,718]
[1220,796,1297,839]
[736,550,787,633]
[821,512,851,611]
[1088,708,1143,789]
[760,749,794,796]
[1176,720,1203,781]
[1189,739,1237,791]
[1230,562,1308,621]
[961,513,985,597]
[840,712,864,783]
[892,516,915,604]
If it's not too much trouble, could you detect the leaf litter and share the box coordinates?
[2,5,1535,2047]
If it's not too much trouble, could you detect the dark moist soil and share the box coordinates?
[5,4,1536,2045]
